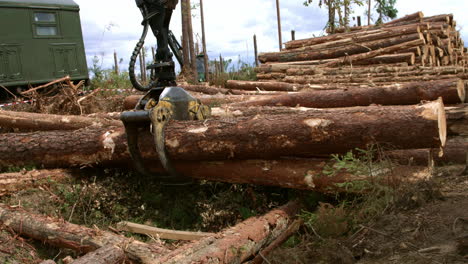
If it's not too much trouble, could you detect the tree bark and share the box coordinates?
[0,169,75,196]
[70,246,125,264]
[324,39,426,67]
[0,100,446,165]
[259,33,424,63]
[332,12,424,33]
[154,201,300,264]
[280,73,468,85]
[123,94,278,110]
[0,110,121,131]
[387,138,467,166]
[179,84,265,95]
[0,205,168,264]
[385,11,424,26]
[186,0,198,82]
[284,23,424,49]
[181,0,191,74]
[279,64,464,78]
[225,80,303,92]
[446,104,468,136]
[256,64,465,75]
[233,80,464,107]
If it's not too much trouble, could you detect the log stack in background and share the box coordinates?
[226,12,468,97]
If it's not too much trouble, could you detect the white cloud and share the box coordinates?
[74,0,467,71]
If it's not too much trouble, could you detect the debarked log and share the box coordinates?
[0,205,169,264]
[232,80,464,108]
[153,201,300,264]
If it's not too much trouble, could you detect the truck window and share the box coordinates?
[33,12,59,37]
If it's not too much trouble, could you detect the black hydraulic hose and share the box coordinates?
[129,21,152,92]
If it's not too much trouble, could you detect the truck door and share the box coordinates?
[50,43,79,78]
[0,44,24,82]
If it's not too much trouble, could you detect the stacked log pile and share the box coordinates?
[225,12,468,94]
[259,12,464,68]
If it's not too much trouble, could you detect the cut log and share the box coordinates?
[0,100,446,163]
[256,64,465,75]
[0,205,168,264]
[284,23,424,49]
[70,246,125,264]
[116,221,214,241]
[382,11,425,26]
[259,33,424,63]
[0,157,378,192]
[0,103,446,190]
[387,138,467,166]
[222,81,377,92]
[251,219,303,264]
[179,84,262,95]
[280,73,468,85]
[0,169,76,196]
[123,94,280,110]
[225,80,303,91]
[324,39,425,67]
[0,110,122,131]
[154,201,300,264]
[446,104,468,136]
[232,80,464,107]
[282,65,465,78]
[422,14,451,24]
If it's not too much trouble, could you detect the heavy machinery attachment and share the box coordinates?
[123,0,210,184]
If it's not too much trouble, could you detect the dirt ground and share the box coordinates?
[269,165,468,264]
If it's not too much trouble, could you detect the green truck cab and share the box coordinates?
[0,0,88,92]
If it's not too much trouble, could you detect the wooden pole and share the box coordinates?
[187,0,199,82]
[275,0,282,50]
[291,30,295,41]
[368,0,371,25]
[141,47,147,82]
[181,0,190,74]
[113,50,119,75]
[151,46,155,61]
[254,34,259,67]
[200,0,209,82]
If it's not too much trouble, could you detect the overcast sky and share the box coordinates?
[74,0,467,72]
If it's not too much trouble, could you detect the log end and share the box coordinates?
[419,98,447,148]
[458,79,467,103]
[437,97,447,148]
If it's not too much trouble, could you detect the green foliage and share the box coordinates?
[209,57,256,87]
[303,0,364,31]
[299,146,397,239]
[87,55,131,91]
[322,145,393,179]
[88,55,104,81]
[375,0,398,24]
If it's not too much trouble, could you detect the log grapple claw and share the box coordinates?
[120,87,211,185]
